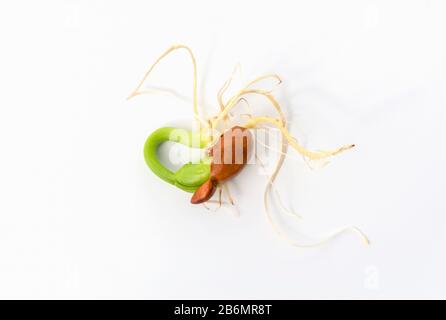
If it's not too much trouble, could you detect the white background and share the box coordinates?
[0,0,445,299]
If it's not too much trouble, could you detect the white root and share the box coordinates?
[127,44,209,130]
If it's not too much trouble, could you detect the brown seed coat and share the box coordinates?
[191,126,251,204]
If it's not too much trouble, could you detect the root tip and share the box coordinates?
[126,92,136,101]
